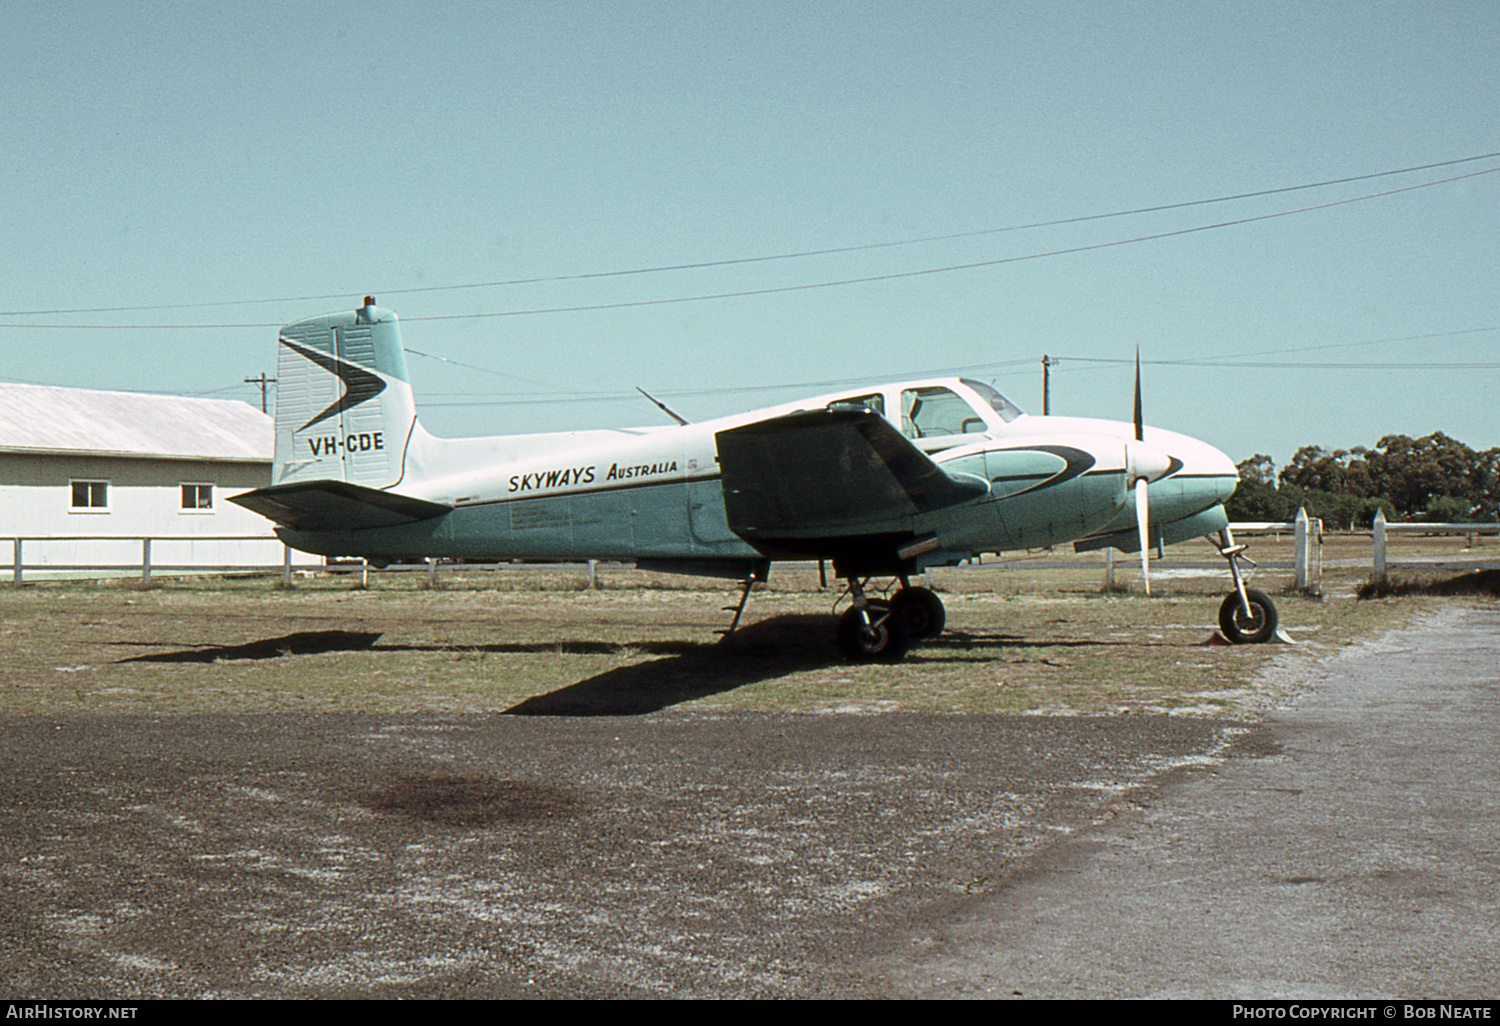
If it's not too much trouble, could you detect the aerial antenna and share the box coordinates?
[635,387,690,426]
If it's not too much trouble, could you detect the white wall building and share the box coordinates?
[0,382,316,579]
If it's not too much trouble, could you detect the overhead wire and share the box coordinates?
[2,153,1496,325]
[1053,326,1500,371]
[5,153,1495,410]
[401,165,1500,322]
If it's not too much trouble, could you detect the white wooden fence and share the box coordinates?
[7,535,305,585]
[1233,508,1500,585]
[9,512,1498,589]
[1369,509,1500,579]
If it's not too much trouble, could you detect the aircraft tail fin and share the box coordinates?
[271,298,419,489]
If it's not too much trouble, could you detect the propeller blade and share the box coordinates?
[1133,348,1144,442]
[1133,350,1151,594]
[1136,477,1151,596]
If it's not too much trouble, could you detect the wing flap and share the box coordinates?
[715,408,987,536]
[231,480,450,532]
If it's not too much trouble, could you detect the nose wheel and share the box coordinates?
[1219,587,1278,644]
[1213,527,1279,644]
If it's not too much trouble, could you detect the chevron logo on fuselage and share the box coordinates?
[986,444,1097,498]
[280,336,387,431]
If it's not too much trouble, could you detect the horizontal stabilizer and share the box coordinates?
[230,480,450,532]
[715,407,987,536]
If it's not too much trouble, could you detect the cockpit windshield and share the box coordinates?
[961,379,1024,423]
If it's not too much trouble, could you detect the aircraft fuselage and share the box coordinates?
[275,377,1236,574]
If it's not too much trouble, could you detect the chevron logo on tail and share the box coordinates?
[279,336,388,431]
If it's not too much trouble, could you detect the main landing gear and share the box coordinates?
[1212,526,1279,644]
[835,576,946,663]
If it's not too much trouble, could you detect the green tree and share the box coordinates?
[1366,433,1482,516]
[1424,495,1474,523]
[1235,433,1494,526]
[1226,456,1297,521]
[1237,454,1278,487]
[1279,446,1373,497]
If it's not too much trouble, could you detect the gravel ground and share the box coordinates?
[0,705,1268,998]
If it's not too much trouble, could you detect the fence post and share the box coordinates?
[1372,508,1388,580]
[142,538,152,584]
[1294,507,1309,590]
[1103,546,1116,591]
[282,544,293,587]
[587,559,597,590]
[12,539,21,586]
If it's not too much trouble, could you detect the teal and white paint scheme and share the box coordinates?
[234,299,1276,661]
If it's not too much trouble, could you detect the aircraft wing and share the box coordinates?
[715,407,987,537]
[231,480,451,532]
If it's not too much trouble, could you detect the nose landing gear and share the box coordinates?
[1213,526,1279,644]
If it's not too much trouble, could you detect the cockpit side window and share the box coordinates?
[960,379,1023,423]
[900,386,988,439]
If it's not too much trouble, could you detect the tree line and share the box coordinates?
[1225,432,1499,528]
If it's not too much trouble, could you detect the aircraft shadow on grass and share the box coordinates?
[503,614,839,716]
[499,618,1137,716]
[110,617,843,714]
[109,617,1138,717]
[113,629,386,662]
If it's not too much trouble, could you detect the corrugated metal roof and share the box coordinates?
[0,382,271,462]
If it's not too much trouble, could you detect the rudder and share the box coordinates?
[272,297,418,489]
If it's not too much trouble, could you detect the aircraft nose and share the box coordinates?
[1124,438,1173,485]
[1199,440,1239,501]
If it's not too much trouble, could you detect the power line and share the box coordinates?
[3,151,1497,321]
[403,354,1039,408]
[9,163,1495,332]
[400,165,1500,323]
[1060,358,1500,370]
[1051,326,1500,372]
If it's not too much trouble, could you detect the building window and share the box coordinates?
[181,483,214,511]
[70,480,109,511]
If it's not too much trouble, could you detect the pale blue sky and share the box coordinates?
[3,0,1496,467]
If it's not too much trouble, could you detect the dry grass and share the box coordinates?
[1,530,1484,719]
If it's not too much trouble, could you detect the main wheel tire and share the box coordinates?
[891,587,946,642]
[1219,589,1278,644]
[836,603,912,663]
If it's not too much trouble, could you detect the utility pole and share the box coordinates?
[1041,355,1058,415]
[244,373,275,414]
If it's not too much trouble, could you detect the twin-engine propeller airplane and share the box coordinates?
[233,298,1279,661]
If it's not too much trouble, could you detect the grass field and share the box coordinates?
[2,530,1489,719]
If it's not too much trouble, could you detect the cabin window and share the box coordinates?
[181,483,214,511]
[70,480,109,511]
[900,387,988,439]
